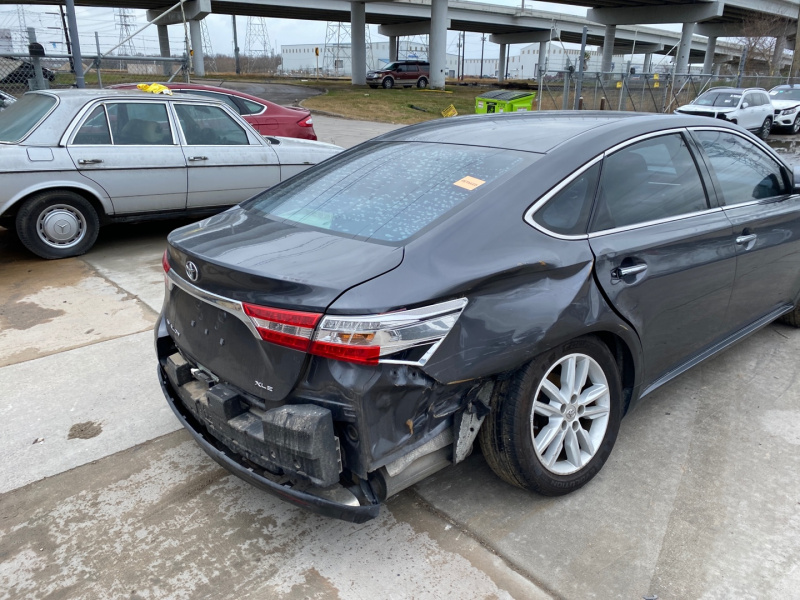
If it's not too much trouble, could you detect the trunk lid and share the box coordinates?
[164,207,404,401]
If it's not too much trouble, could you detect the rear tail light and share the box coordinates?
[162,249,170,272]
[243,303,322,352]
[241,298,467,366]
[297,115,313,127]
[310,298,468,366]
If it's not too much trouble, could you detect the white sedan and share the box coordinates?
[0,89,341,259]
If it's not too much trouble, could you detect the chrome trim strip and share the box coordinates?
[587,207,723,238]
[166,268,261,339]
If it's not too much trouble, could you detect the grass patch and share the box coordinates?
[300,80,502,124]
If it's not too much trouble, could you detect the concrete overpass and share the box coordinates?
[4,0,797,88]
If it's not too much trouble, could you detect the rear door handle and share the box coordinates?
[616,264,647,277]
[736,234,757,245]
[188,156,208,161]
[77,158,103,165]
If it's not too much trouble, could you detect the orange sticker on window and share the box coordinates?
[453,176,486,191]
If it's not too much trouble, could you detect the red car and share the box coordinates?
[112,83,316,140]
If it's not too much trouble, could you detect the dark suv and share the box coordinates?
[367,60,429,89]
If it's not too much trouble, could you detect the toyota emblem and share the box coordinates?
[185,261,199,281]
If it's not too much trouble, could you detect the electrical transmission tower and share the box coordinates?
[323,22,373,76]
[115,8,138,56]
[14,5,28,50]
[399,35,429,61]
[200,20,217,73]
[244,17,273,74]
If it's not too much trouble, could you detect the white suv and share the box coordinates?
[674,87,773,139]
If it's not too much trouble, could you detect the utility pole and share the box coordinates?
[64,0,84,88]
[792,2,800,80]
[232,16,241,74]
[460,31,466,80]
[58,5,74,73]
[480,35,485,79]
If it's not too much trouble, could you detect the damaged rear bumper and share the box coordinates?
[158,364,380,523]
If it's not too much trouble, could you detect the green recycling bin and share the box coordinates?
[475,90,537,114]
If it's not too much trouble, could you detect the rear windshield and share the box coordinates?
[0,93,57,142]
[243,141,532,243]
[694,91,741,107]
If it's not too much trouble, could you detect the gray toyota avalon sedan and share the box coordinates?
[156,111,800,522]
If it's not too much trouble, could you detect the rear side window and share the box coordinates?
[694,130,788,204]
[174,104,249,145]
[532,162,600,236]
[239,98,265,115]
[590,133,708,232]
[244,142,533,243]
[106,102,173,145]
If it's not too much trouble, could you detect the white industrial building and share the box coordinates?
[281,40,458,77]
[464,43,607,79]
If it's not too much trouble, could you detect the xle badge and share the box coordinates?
[255,381,274,392]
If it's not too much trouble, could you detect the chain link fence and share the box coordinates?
[534,70,800,114]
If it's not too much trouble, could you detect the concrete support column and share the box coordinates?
[714,62,721,76]
[703,36,716,75]
[498,43,507,83]
[157,24,171,76]
[601,24,615,72]
[772,36,786,74]
[189,19,204,76]
[389,35,398,62]
[537,40,547,78]
[676,21,695,75]
[350,1,366,84]
[430,0,447,89]
[643,52,652,72]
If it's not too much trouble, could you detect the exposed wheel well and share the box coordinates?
[593,331,636,415]
[4,187,108,224]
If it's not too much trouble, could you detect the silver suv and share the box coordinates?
[674,87,773,139]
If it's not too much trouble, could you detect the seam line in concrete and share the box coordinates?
[407,487,562,600]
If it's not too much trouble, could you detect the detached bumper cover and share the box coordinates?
[158,365,380,523]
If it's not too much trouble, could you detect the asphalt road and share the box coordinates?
[2,116,800,599]
[196,79,324,106]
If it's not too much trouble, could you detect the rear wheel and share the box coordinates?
[417,77,428,89]
[758,117,773,140]
[480,336,622,495]
[15,190,100,259]
[382,77,394,89]
[790,115,800,134]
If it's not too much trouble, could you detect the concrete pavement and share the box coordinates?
[2,113,800,599]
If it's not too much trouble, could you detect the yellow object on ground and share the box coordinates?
[136,83,173,95]
[441,104,458,117]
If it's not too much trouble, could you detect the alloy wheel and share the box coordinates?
[530,353,611,475]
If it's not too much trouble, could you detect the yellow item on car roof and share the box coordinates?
[136,83,173,95]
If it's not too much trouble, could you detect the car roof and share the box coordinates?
[371,111,741,154]
[700,87,765,93]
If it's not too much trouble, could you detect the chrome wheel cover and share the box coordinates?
[530,353,611,475]
[36,203,87,249]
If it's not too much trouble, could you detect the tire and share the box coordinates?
[382,77,394,89]
[479,335,623,496]
[790,115,800,135]
[417,77,428,89]
[15,190,100,259]
[758,117,772,140]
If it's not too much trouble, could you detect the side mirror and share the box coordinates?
[793,166,800,193]
[742,102,749,108]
